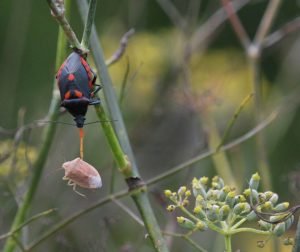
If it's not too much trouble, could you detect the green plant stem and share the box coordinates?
[23,112,276,249]
[77,1,169,251]
[2,3,69,250]
[94,104,131,177]
[231,217,246,229]
[224,235,232,252]
[179,206,224,234]
[76,0,139,175]
[230,227,271,235]
[81,0,97,49]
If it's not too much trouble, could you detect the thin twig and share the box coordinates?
[46,0,82,51]
[188,0,250,58]
[221,0,251,50]
[155,0,187,30]
[254,0,282,47]
[0,209,56,240]
[112,198,144,226]
[163,231,208,252]
[263,17,300,49]
[147,110,277,186]
[81,0,97,50]
[105,29,135,67]
[118,57,130,105]
[26,190,131,251]
[216,93,253,151]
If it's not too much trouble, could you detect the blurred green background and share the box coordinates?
[1,0,300,251]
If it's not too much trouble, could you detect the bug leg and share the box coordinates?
[89,84,102,105]
[72,184,86,198]
[91,84,102,96]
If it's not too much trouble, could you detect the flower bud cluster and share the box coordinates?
[164,173,294,239]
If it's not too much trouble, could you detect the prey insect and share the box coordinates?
[56,48,101,159]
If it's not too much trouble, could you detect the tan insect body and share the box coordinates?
[62,158,102,196]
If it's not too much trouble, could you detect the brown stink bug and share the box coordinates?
[62,157,102,197]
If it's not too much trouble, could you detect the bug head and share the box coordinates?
[74,115,86,128]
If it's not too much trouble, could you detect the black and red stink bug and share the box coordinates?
[56,49,101,128]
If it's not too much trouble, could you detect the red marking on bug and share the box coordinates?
[64,91,71,99]
[62,158,102,197]
[74,90,83,98]
[68,73,75,81]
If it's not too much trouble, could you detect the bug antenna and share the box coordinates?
[37,120,76,126]
[83,119,118,125]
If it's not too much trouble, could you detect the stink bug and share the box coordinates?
[56,49,101,128]
[62,157,102,197]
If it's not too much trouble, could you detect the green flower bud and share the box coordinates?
[166,205,176,212]
[273,222,286,237]
[285,215,294,230]
[249,172,260,190]
[212,176,224,189]
[235,195,246,203]
[219,205,230,221]
[182,199,189,206]
[258,220,272,231]
[206,189,220,200]
[185,190,191,197]
[193,206,206,220]
[274,202,289,212]
[177,216,196,230]
[246,210,258,221]
[195,195,205,208]
[244,188,258,204]
[219,186,230,201]
[225,191,236,208]
[199,176,209,187]
[207,205,219,222]
[264,191,273,200]
[178,186,187,196]
[233,203,250,216]
[164,190,172,198]
[258,193,266,204]
[192,178,207,198]
[269,193,279,205]
[169,192,178,202]
[196,220,208,231]
[261,201,273,211]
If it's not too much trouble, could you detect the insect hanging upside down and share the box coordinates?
[56,48,101,128]
[56,48,102,159]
